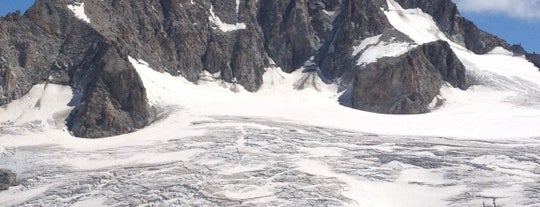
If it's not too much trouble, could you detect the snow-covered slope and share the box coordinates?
[2,4,540,143]
[385,0,540,88]
[0,84,74,131]
[122,54,540,140]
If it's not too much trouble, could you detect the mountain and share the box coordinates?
[2,1,540,205]
[0,0,539,138]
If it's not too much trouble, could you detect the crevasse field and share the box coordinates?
[1,0,540,206]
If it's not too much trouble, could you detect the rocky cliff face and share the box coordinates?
[79,0,391,89]
[79,0,267,92]
[0,1,150,138]
[65,42,150,138]
[527,53,540,69]
[352,40,467,114]
[0,0,535,137]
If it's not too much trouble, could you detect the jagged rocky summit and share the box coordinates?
[0,0,537,138]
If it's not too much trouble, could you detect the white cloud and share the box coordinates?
[454,0,540,20]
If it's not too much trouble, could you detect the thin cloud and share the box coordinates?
[454,0,540,20]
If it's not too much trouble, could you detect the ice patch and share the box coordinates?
[0,185,53,206]
[72,197,107,207]
[296,159,463,207]
[67,149,203,170]
[323,9,336,16]
[209,5,246,32]
[471,155,540,178]
[352,35,382,56]
[298,147,344,157]
[221,184,275,200]
[219,164,267,175]
[67,2,91,23]
[356,39,414,66]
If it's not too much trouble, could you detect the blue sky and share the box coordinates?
[453,0,540,53]
[0,0,35,16]
[0,0,539,53]
[460,13,540,53]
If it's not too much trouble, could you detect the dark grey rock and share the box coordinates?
[258,0,318,73]
[83,0,267,91]
[0,0,151,138]
[526,53,540,70]
[66,42,150,138]
[0,11,56,106]
[317,0,391,80]
[257,0,391,81]
[0,169,16,191]
[352,40,468,114]
[510,44,528,56]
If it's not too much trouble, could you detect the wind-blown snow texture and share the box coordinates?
[1,115,539,206]
[1,0,540,206]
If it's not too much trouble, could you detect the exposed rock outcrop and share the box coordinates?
[66,42,150,138]
[83,0,390,90]
[316,0,391,80]
[77,0,267,92]
[0,0,151,138]
[352,40,468,114]
[0,169,16,191]
[526,53,540,70]
[506,45,540,69]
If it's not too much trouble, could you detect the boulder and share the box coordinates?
[0,169,16,191]
[352,40,468,114]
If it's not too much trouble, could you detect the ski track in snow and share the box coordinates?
[1,117,539,207]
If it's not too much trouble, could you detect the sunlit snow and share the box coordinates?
[352,35,415,66]
[67,2,90,24]
[208,5,246,32]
